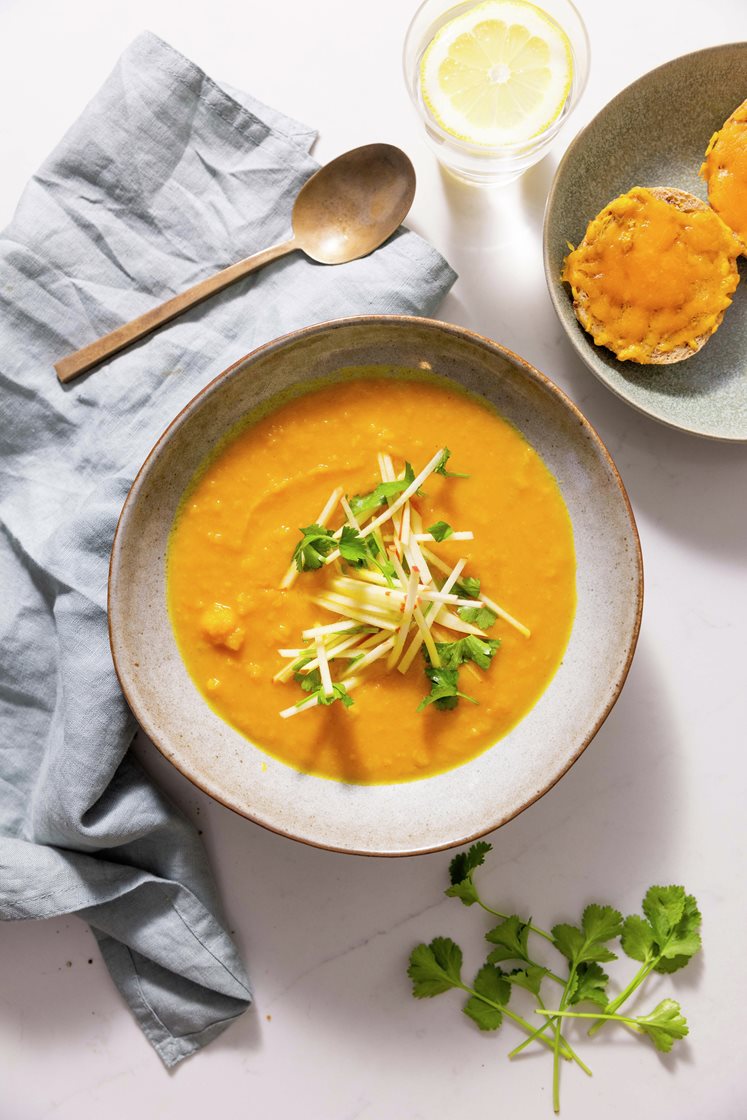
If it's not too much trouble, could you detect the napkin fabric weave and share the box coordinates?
[0,32,456,1066]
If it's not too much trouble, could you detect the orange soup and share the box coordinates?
[167,372,576,783]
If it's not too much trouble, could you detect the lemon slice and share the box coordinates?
[420,0,573,147]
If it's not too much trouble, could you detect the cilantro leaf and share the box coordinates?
[463,997,504,1031]
[474,963,511,1007]
[620,914,656,963]
[338,524,370,567]
[434,635,501,672]
[295,667,322,693]
[336,524,398,581]
[582,904,625,945]
[552,904,623,967]
[445,842,491,906]
[655,952,697,975]
[349,462,415,520]
[448,841,492,885]
[458,605,498,630]
[319,683,354,708]
[453,575,481,601]
[646,887,702,971]
[408,938,463,998]
[365,534,397,584]
[658,895,702,967]
[485,916,531,964]
[506,965,548,997]
[435,448,470,479]
[642,886,686,944]
[445,881,480,905]
[551,924,586,962]
[631,999,689,1053]
[463,964,510,1031]
[568,962,610,1008]
[444,879,482,907]
[292,524,335,572]
[417,665,477,712]
[293,668,353,710]
[621,887,702,975]
[428,520,454,542]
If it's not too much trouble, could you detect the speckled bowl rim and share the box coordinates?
[109,314,643,856]
[543,43,747,443]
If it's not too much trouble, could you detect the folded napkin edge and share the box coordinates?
[97,934,251,1068]
[135,31,317,155]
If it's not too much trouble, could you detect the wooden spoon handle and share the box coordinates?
[54,237,297,384]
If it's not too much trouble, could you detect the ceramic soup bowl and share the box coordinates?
[109,316,642,855]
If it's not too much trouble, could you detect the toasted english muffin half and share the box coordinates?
[700,99,747,254]
[562,186,741,365]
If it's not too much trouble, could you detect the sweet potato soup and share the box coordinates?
[167,372,576,783]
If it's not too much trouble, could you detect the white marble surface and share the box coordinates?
[1,0,746,1116]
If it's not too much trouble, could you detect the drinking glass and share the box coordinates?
[403,0,590,185]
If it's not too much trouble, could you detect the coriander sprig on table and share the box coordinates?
[274,447,530,717]
[408,842,701,1114]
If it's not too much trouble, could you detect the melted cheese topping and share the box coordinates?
[562,187,740,363]
[700,99,747,252]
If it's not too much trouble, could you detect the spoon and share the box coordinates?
[54,143,416,384]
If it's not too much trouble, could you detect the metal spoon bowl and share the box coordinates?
[54,143,416,383]
[293,143,416,264]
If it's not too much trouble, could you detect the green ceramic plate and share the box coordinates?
[544,43,747,442]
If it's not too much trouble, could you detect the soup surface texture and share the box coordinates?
[167,372,576,783]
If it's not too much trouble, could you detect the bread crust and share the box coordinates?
[570,187,733,365]
[700,99,747,254]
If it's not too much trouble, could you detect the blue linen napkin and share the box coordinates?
[0,31,456,1066]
